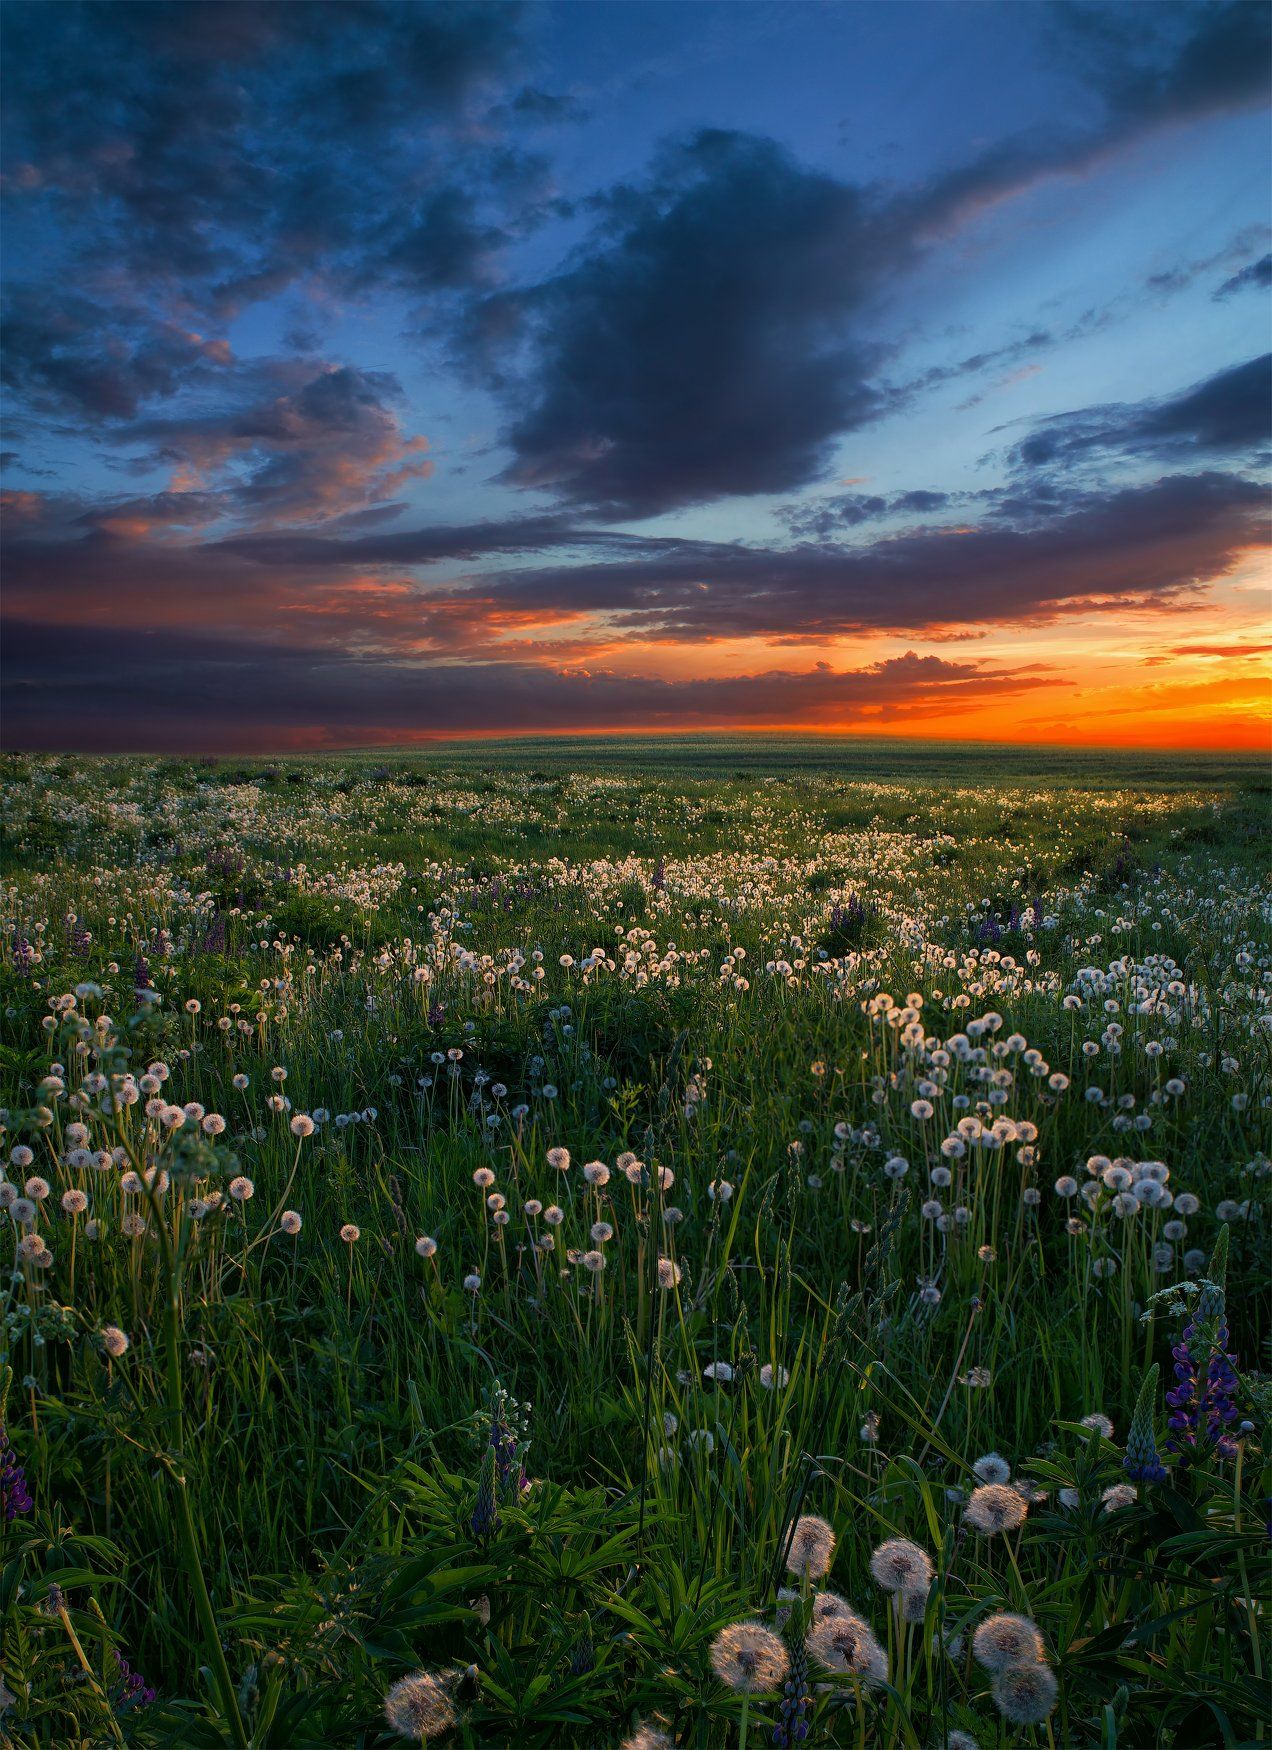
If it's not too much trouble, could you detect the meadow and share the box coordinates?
[0,740,1267,1748]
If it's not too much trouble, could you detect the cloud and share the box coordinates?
[1,286,234,420]
[1214,252,1272,298]
[126,362,434,524]
[5,470,1264,651]
[1010,354,1272,470]
[1,1,533,316]
[0,618,1058,750]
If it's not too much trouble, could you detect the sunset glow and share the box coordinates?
[2,1,1269,752]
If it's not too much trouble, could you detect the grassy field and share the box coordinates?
[0,743,1267,1747]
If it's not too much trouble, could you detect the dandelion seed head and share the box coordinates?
[708,1621,789,1692]
[785,1513,836,1579]
[973,1613,1045,1671]
[869,1537,933,1594]
[964,1484,1028,1536]
[383,1670,456,1740]
[991,1659,1058,1725]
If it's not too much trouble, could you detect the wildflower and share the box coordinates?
[340,1224,360,1244]
[1081,1412,1114,1440]
[806,1612,888,1684]
[463,1272,481,1293]
[704,1361,733,1383]
[581,1249,605,1273]
[784,1514,836,1579]
[964,1484,1028,1535]
[869,1537,933,1593]
[972,1451,1011,1484]
[709,1621,789,1692]
[110,1648,156,1712]
[279,1211,302,1235]
[991,1659,1058,1725]
[289,1114,315,1137]
[100,1325,130,1358]
[972,1613,1045,1671]
[61,1189,88,1215]
[383,1669,457,1740]
[546,1147,570,1170]
[472,1168,495,1189]
[1124,1363,1167,1483]
[759,1362,789,1389]
[415,1235,437,1258]
[582,1160,610,1185]
[0,1424,33,1519]
[656,1257,681,1289]
[228,1176,254,1201]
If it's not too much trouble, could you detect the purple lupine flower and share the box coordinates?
[651,858,666,891]
[201,912,227,954]
[67,916,90,959]
[427,1001,446,1029]
[1166,1316,1240,1463]
[10,933,33,973]
[0,1424,33,1520]
[773,1631,812,1746]
[133,950,153,994]
[470,1443,498,1540]
[976,912,1002,945]
[111,1649,156,1712]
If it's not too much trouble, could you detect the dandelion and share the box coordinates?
[463,1272,481,1293]
[1081,1412,1114,1439]
[582,1160,610,1185]
[972,1451,1011,1484]
[61,1189,88,1215]
[869,1537,933,1593]
[621,1726,674,1750]
[657,1257,681,1289]
[759,1362,789,1389]
[383,1669,457,1740]
[964,1484,1028,1536]
[279,1210,302,1235]
[289,1113,315,1137]
[704,1361,734,1383]
[806,1612,888,1684]
[709,1621,789,1692]
[784,1514,836,1579]
[1101,1483,1137,1513]
[415,1235,437,1258]
[228,1176,254,1202]
[340,1223,360,1244]
[972,1613,1045,1671]
[100,1325,130,1358]
[546,1147,570,1170]
[991,1659,1058,1725]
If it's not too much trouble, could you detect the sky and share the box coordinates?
[1,0,1269,753]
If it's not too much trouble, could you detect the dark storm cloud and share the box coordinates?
[1011,354,1272,470]
[485,130,897,517]
[1214,253,1272,298]
[0,618,1056,751]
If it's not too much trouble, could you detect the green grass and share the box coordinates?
[0,748,1267,1747]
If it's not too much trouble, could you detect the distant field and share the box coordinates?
[321,732,1271,789]
[0,752,1268,1747]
